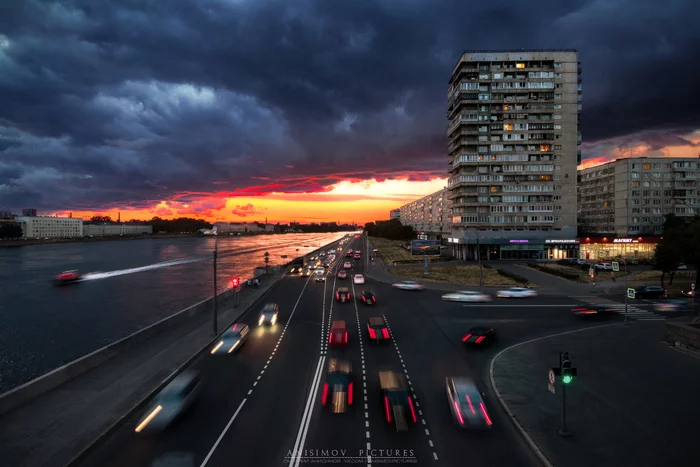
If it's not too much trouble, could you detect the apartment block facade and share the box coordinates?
[398,188,452,239]
[390,209,401,220]
[446,50,581,260]
[15,216,83,238]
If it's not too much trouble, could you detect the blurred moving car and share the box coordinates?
[571,305,617,318]
[343,261,352,269]
[354,253,361,260]
[654,299,695,314]
[134,371,201,433]
[321,358,353,413]
[329,320,348,346]
[445,377,493,429]
[337,270,348,279]
[315,269,326,282]
[336,287,351,302]
[634,285,667,299]
[496,287,538,298]
[353,274,365,284]
[302,268,312,277]
[367,316,390,343]
[379,370,416,432]
[442,291,492,303]
[55,270,82,285]
[392,281,424,291]
[210,323,250,354]
[462,326,496,346]
[258,303,279,326]
[360,290,377,305]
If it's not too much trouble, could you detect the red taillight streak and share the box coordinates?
[321,383,328,405]
[571,307,587,311]
[408,396,417,422]
[372,296,376,301]
[462,333,472,342]
[475,336,485,344]
[348,383,353,405]
[384,396,391,422]
[362,296,366,302]
[348,294,351,299]
[336,293,339,299]
[581,311,597,314]
[382,328,390,339]
[368,328,376,339]
[344,331,348,343]
[328,333,333,343]
[480,402,493,425]
[466,395,476,414]
[453,400,464,424]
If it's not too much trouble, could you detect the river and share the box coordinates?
[0,232,347,393]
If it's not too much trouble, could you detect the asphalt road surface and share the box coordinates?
[74,235,606,467]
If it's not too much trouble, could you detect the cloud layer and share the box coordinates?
[1,0,699,211]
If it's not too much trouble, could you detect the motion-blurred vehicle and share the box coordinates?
[571,305,617,318]
[654,299,695,314]
[462,326,496,346]
[442,291,492,303]
[445,377,493,429]
[210,323,250,354]
[329,320,348,346]
[315,269,326,282]
[367,316,390,343]
[354,253,361,260]
[379,370,417,432]
[634,285,667,299]
[134,371,201,433]
[360,290,377,305]
[392,281,424,291]
[55,270,81,285]
[321,358,353,413]
[353,274,365,284]
[302,268,312,277]
[258,303,279,325]
[343,261,352,269]
[336,287,351,302]
[337,270,348,279]
[496,287,538,298]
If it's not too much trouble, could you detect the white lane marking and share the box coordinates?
[199,399,247,466]
[462,304,581,307]
[488,323,620,467]
[352,271,372,467]
[289,358,326,467]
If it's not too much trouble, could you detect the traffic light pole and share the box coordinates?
[559,383,569,437]
[557,351,571,437]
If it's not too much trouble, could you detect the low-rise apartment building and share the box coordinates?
[15,216,83,238]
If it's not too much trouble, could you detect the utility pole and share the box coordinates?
[624,260,629,325]
[424,254,429,276]
[213,236,221,335]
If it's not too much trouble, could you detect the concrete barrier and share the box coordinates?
[0,271,274,416]
[665,320,700,352]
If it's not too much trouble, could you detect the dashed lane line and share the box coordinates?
[382,313,439,462]
[352,279,372,467]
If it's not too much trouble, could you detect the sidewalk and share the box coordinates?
[0,272,284,467]
[491,323,700,467]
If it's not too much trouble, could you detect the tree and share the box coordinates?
[0,223,23,238]
[90,215,113,223]
[363,219,415,240]
[653,240,682,287]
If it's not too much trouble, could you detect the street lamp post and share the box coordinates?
[212,236,225,336]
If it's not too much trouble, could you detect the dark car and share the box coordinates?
[329,320,348,346]
[321,358,353,413]
[337,270,347,279]
[445,377,493,429]
[258,303,279,326]
[462,326,496,346]
[134,371,201,433]
[367,317,390,343]
[635,285,667,299]
[336,287,351,302]
[379,370,417,432]
[571,305,617,318]
[360,290,377,305]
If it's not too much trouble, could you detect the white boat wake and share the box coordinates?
[81,257,206,281]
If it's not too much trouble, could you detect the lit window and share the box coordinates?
[504,124,513,131]
[540,144,550,152]
[503,105,511,111]
[516,63,526,69]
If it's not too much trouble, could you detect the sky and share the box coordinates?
[1,0,699,224]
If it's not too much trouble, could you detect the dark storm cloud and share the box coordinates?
[0,0,698,211]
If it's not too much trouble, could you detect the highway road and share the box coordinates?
[74,235,607,467]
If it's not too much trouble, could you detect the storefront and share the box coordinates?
[578,237,660,261]
[448,237,580,260]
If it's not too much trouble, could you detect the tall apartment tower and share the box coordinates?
[446,50,582,261]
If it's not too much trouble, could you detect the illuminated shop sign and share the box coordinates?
[545,239,579,244]
[509,239,529,243]
[613,238,635,243]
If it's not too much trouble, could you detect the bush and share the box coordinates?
[497,268,528,284]
[528,262,579,281]
[483,264,493,269]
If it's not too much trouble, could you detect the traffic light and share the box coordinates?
[561,352,577,384]
[232,276,240,288]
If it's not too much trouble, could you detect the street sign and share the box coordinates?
[548,383,556,394]
[612,261,619,272]
[627,288,636,299]
[548,368,556,385]
[588,267,594,276]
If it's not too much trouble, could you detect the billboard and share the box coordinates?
[411,239,441,256]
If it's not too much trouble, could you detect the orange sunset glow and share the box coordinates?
[53,177,449,224]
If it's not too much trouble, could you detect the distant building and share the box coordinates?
[212,222,275,233]
[398,188,452,239]
[22,208,37,217]
[15,216,83,238]
[390,209,401,220]
[0,211,13,219]
[83,224,152,236]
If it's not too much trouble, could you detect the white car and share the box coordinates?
[441,291,492,302]
[343,261,352,269]
[353,274,365,284]
[392,281,424,291]
[496,287,537,298]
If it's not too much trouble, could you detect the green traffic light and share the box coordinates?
[563,375,572,384]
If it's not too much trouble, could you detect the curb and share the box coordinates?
[488,323,622,467]
[65,274,285,467]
